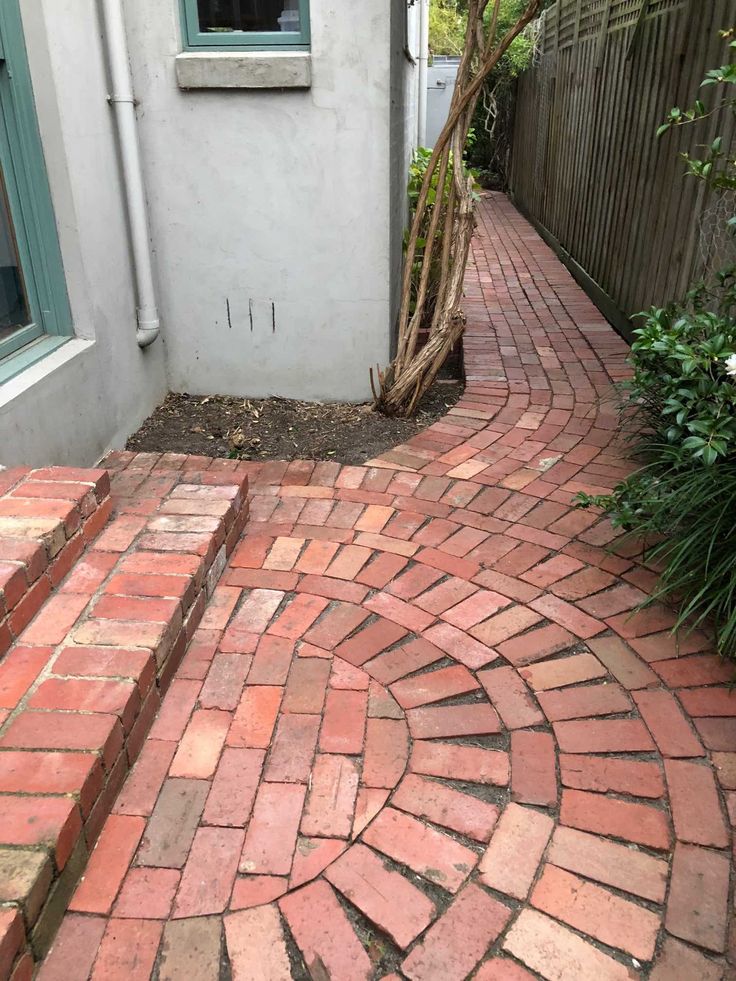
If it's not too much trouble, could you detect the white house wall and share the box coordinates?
[1,0,167,467]
[125,0,404,402]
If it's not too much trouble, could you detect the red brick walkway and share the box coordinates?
[40,194,734,980]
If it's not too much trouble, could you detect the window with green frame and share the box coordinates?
[0,0,71,376]
[181,0,310,49]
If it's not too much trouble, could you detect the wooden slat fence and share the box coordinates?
[510,0,736,335]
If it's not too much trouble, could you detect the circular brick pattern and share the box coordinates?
[44,194,733,981]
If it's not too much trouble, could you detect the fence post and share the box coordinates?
[595,0,613,70]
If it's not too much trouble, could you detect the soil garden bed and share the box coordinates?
[126,380,463,466]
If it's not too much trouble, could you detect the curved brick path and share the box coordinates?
[40,194,734,980]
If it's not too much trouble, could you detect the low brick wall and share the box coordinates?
[0,457,250,977]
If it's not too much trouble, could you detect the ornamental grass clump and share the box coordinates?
[579,31,736,660]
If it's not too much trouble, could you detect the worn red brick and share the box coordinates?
[157,916,222,981]
[198,653,251,711]
[148,678,201,741]
[70,814,145,914]
[335,617,409,666]
[169,709,230,779]
[224,905,292,978]
[173,825,243,917]
[29,677,139,730]
[474,958,537,981]
[470,605,544,647]
[479,803,554,900]
[553,718,655,753]
[227,684,282,749]
[560,789,671,850]
[413,577,478,615]
[587,635,659,690]
[665,842,730,953]
[265,713,320,782]
[362,717,409,788]
[548,826,668,903]
[301,754,359,838]
[303,602,370,651]
[268,592,329,640]
[137,779,209,868]
[649,936,725,981]
[363,806,477,892]
[511,730,557,807]
[559,753,665,798]
[113,867,179,919]
[407,701,501,739]
[531,864,659,960]
[409,741,509,785]
[279,879,373,980]
[392,773,498,841]
[113,740,177,816]
[203,747,264,827]
[239,782,306,876]
[319,688,368,753]
[664,759,729,848]
[503,909,632,980]
[422,621,498,669]
[402,884,511,981]
[0,646,52,709]
[520,652,606,691]
[325,844,436,948]
[290,837,347,889]
[497,622,575,666]
[89,918,162,980]
[391,664,479,709]
[478,665,544,728]
[281,656,330,714]
[537,681,632,721]
[0,908,23,980]
[36,913,106,981]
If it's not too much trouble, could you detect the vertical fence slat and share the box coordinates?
[510,0,736,329]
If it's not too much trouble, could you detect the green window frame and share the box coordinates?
[181,0,310,50]
[0,0,71,376]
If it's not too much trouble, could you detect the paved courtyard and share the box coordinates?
[38,194,735,979]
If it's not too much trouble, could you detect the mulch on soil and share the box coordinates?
[126,382,464,466]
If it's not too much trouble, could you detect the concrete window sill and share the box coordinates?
[175,51,311,90]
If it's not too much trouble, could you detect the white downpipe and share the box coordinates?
[100,0,160,349]
[417,0,430,147]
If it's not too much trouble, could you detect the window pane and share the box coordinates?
[0,166,31,346]
[197,0,301,34]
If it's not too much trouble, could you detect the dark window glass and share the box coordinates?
[197,0,301,34]
[0,167,31,345]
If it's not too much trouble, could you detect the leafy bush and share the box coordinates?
[429,0,467,56]
[625,278,736,465]
[579,32,736,659]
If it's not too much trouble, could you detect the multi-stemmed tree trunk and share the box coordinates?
[374,0,544,416]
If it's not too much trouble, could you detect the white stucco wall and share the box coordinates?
[124,0,403,401]
[0,0,167,467]
[1,0,419,468]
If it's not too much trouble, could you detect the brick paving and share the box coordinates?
[8,192,735,978]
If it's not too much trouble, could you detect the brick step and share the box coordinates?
[0,467,113,661]
[0,455,250,977]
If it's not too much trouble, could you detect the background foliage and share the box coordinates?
[429,0,536,187]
